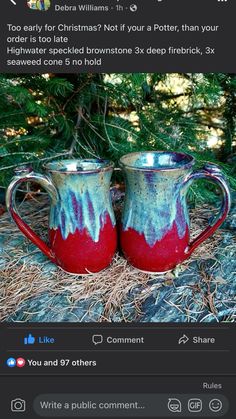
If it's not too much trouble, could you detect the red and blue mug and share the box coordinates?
[119,151,231,273]
[6,159,117,274]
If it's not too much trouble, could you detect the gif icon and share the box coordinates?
[188,398,203,413]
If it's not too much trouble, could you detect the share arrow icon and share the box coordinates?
[178,334,190,345]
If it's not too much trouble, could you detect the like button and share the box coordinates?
[24,333,35,345]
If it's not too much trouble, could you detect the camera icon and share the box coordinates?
[11,399,26,413]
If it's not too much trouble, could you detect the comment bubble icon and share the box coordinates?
[92,335,103,345]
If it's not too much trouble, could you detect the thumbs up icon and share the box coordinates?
[24,334,35,345]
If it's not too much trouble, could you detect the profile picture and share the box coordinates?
[27,0,51,11]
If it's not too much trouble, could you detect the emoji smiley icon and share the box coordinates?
[209,399,223,413]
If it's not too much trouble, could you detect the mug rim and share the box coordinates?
[119,151,195,172]
[43,158,114,174]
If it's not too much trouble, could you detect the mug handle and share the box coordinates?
[182,163,231,257]
[5,166,58,262]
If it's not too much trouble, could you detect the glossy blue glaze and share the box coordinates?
[119,152,192,246]
[45,159,116,242]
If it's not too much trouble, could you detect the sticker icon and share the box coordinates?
[167,398,182,413]
[27,0,51,11]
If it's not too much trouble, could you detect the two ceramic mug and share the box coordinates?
[6,151,231,274]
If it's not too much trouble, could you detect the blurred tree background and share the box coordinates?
[0,72,235,203]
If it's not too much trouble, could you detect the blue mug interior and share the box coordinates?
[119,152,194,171]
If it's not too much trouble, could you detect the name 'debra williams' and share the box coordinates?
[55,4,109,12]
